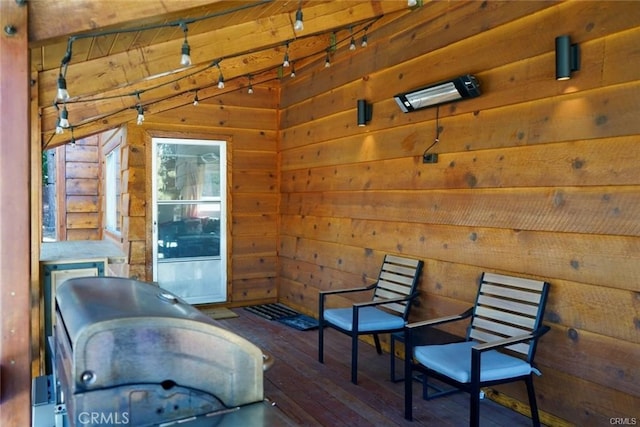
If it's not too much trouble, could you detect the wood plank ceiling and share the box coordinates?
[30,0,415,149]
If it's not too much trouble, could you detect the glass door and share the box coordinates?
[152,138,227,304]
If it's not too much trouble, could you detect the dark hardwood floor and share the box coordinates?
[215,308,538,427]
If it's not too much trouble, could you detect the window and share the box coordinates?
[105,146,121,233]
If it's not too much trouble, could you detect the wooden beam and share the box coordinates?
[28,0,225,45]
[0,0,32,425]
[37,1,408,104]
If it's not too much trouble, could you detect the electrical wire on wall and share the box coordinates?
[421,105,441,163]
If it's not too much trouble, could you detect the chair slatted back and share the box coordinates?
[469,272,549,359]
[372,255,423,319]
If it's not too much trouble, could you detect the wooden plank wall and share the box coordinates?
[56,135,101,240]
[122,85,279,304]
[278,1,640,425]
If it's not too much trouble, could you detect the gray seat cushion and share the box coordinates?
[324,307,405,332]
[414,341,534,383]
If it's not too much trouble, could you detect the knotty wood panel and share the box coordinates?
[65,178,98,196]
[232,255,277,280]
[232,193,278,214]
[64,144,99,162]
[66,212,99,229]
[65,195,98,213]
[280,215,640,292]
[150,104,277,130]
[232,214,278,236]
[232,170,278,192]
[230,277,277,303]
[281,81,640,170]
[232,235,278,256]
[281,136,640,191]
[280,186,640,237]
[66,229,100,241]
[65,162,99,179]
[278,4,640,423]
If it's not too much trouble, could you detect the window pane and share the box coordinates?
[105,147,121,233]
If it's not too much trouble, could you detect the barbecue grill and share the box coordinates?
[42,276,287,427]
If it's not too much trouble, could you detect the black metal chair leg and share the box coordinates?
[318,297,325,363]
[525,375,541,427]
[373,333,382,354]
[351,331,358,384]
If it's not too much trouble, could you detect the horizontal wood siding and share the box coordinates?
[123,86,279,304]
[278,1,640,425]
[62,135,101,240]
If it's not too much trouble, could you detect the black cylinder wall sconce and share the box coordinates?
[357,99,372,127]
[555,35,580,80]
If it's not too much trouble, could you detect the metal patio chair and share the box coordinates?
[318,254,423,384]
[404,272,550,427]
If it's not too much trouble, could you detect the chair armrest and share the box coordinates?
[405,307,474,330]
[471,325,551,353]
[319,284,375,297]
[353,292,415,309]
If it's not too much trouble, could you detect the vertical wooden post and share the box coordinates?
[0,0,32,425]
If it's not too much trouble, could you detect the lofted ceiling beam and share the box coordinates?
[37,1,408,106]
[28,0,229,46]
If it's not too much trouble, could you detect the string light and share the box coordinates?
[349,27,356,51]
[135,92,144,125]
[56,74,70,101]
[55,118,64,134]
[283,42,290,67]
[294,2,304,31]
[59,106,70,128]
[247,75,254,94]
[180,22,192,66]
[216,62,225,89]
[46,11,383,142]
[136,105,145,125]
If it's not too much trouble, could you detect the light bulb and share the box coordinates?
[408,0,417,6]
[217,74,225,89]
[57,75,70,101]
[193,94,199,106]
[59,108,70,128]
[361,34,368,47]
[324,54,331,68]
[136,105,144,125]
[180,42,192,66]
[294,8,303,31]
[55,119,64,134]
[283,52,290,68]
[248,84,254,94]
[350,37,356,51]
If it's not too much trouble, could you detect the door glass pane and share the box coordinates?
[156,143,221,200]
[155,142,222,260]
[157,203,220,259]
